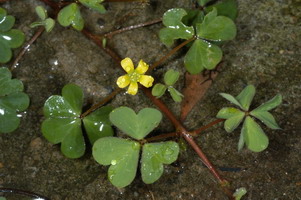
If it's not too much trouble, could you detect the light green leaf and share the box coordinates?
[184,39,222,74]
[238,132,244,151]
[141,141,179,184]
[197,8,236,41]
[152,83,167,98]
[164,69,180,86]
[0,92,29,112]
[236,85,256,111]
[83,106,114,144]
[233,187,247,200]
[79,0,106,14]
[242,116,269,152]
[205,0,238,20]
[58,3,84,31]
[224,111,245,133]
[168,87,183,102]
[44,18,55,32]
[219,93,242,108]
[216,107,244,119]
[250,110,280,129]
[159,8,194,47]
[35,6,47,20]
[252,94,282,112]
[109,107,162,140]
[93,137,140,188]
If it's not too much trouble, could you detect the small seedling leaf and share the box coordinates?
[159,8,194,47]
[44,18,55,32]
[164,69,180,86]
[242,116,269,152]
[184,39,222,74]
[197,8,236,41]
[205,0,238,20]
[79,0,106,14]
[168,87,183,102]
[252,94,282,112]
[233,187,247,200]
[93,137,140,188]
[224,112,245,133]
[250,110,280,129]
[141,141,179,184]
[35,6,47,20]
[83,106,114,144]
[152,83,167,98]
[236,85,256,111]
[219,93,242,108]
[109,107,162,140]
[58,3,84,31]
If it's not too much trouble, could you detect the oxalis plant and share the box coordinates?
[0,0,283,199]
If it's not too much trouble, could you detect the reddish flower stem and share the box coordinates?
[192,118,225,136]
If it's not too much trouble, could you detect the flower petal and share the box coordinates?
[121,57,134,73]
[139,75,154,88]
[128,82,138,95]
[116,75,130,88]
[135,60,149,74]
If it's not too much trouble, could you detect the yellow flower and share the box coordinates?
[117,57,154,95]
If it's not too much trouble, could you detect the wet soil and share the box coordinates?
[0,0,300,199]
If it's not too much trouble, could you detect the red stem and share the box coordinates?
[192,118,225,136]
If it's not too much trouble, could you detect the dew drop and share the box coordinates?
[111,160,117,165]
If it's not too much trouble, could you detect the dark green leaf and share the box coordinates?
[83,106,114,144]
[184,39,222,74]
[93,137,140,188]
[164,69,180,86]
[198,0,212,6]
[141,141,179,184]
[236,85,256,111]
[168,87,183,102]
[58,3,84,31]
[250,110,280,129]
[0,40,12,63]
[0,92,29,112]
[242,116,269,152]
[252,94,282,111]
[0,29,25,48]
[0,105,20,133]
[109,107,162,140]
[0,67,23,96]
[205,0,238,20]
[159,8,194,47]
[182,9,204,27]
[0,15,15,32]
[197,8,236,41]
[79,0,106,14]
[152,83,167,98]
[62,84,83,115]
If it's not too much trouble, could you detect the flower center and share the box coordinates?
[129,71,141,82]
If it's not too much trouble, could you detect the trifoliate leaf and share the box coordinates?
[109,107,162,140]
[182,9,204,27]
[196,8,236,41]
[79,0,106,14]
[168,86,183,102]
[159,8,194,47]
[141,141,179,184]
[242,116,269,152]
[152,83,167,98]
[0,67,29,134]
[236,85,256,111]
[252,94,282,112]
[93,137,140,188]
[83,106,114,144]
[184,39,222,74]
[58,3,84,31]
[219,93,242,108]
[205,0,238,20]
[164,69,180,86]
[250,110,280,129]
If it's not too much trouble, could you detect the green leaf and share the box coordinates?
[236,85,256,111]
[198,0,212,6]
[109,107,162,140]
[250,110,280,129]
[83,106,114,144]
[242,116,269,152]
[233,187,247,200]
[197,8,236,41]
[159,8,194,47]
[224,111,245,133]
[164,69,180,86]
[219,93,242,108]
[44,18,55,32]
[0,29,25,48]
[93,137,140,188]
[216,107,244,119]
[0,7,7,19]
[41,84,85,158]
[152,83,167,98]
[205,0,238,20]
[182,9,204,27]
[168,87,183,102]
[141,141,179,184]
[238,131,244,151]
[35,6,47,20]
[58,3,84,31]
[184,39,222,74]
[0,40,12,63]
[0,15,15,32]
[0,67,29,134]
[79,0,106,14]
[252,94,282,111]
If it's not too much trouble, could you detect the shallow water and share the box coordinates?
[0,0,301,199]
